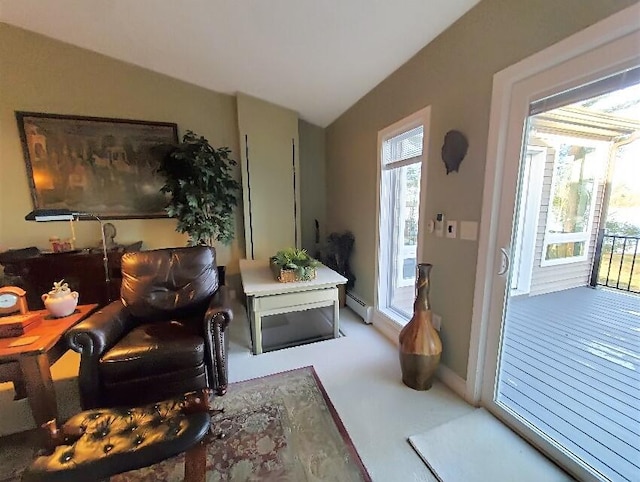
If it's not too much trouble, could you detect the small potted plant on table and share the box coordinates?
[270,248,319,282]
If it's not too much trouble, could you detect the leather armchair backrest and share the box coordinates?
[120,246,218,319]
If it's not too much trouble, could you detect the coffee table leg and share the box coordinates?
[18,354,58,427]
[334,288,340,338]
[253,305,263,355]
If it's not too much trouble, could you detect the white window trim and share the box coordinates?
[540,242,589,266]
[510,147,546,296]
[374,106,431,332]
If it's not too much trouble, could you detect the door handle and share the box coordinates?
[498,247,510,276]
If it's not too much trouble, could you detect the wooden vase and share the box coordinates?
[399,263,442,390]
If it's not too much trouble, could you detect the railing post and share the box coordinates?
[629,238,639,293]
[590,228,605,288]
[616,237,628,289]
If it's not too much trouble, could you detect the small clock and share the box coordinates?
[0,286,29,316]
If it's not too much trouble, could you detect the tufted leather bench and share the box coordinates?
[22,390,213,482]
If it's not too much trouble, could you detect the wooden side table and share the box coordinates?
[0,304,98,427]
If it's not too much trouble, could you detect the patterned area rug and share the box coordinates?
[1,367,370,482]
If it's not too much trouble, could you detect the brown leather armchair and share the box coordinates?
[66,246,232,409]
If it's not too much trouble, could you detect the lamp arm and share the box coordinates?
[25,208,111,299]
[69,219,77,246]
[94,214,110,284]
[75,212,110,284]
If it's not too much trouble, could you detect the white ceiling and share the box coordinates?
[0,0,480,127]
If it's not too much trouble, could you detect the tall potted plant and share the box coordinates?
[323,231,356,306]
[158,130,241,248]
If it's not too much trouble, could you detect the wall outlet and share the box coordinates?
[432,313,442,331]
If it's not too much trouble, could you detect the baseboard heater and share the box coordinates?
[345,291,373,324]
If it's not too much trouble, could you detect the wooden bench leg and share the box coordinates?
[182,389,212,482]
[184,439,207,482]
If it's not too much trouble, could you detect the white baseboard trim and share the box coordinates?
[436,364,467,400]
[372,312,401,345]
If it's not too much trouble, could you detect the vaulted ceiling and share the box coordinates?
[0,0,480,126]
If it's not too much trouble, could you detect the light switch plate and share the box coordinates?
[446,221,457,239]
[435,213,444,237]
[460,221,478,241]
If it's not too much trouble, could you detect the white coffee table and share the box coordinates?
[239,259,347,354]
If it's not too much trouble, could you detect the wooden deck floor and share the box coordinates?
[499,287,640,482]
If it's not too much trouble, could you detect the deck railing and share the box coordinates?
[591,229,640,293]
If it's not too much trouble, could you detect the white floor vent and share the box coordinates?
[345,291,373,324]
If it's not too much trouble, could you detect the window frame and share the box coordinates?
[539,134,607,267]
[374,106,430,327]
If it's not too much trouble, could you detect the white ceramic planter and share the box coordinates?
[42,289,79,318]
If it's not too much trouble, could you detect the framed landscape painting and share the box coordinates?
[16,112,178,219]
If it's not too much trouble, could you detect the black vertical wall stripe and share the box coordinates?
[292,138,298,248]
[245,134,254,259]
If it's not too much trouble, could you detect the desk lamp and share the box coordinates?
[24,209,111,300]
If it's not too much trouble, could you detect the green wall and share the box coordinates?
[237,93,300,260]
[0,23,244,273]
[325,0,638,378]
[299,119,327,257]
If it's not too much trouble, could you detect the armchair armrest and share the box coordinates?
[66,300,134,357]
[204,286,233,395]
[205,286,233,328]
[65,300,135,409]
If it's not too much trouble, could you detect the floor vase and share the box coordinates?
[399,263,442,390]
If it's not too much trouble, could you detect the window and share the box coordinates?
[540,134,607,266]
[376,108,429,323]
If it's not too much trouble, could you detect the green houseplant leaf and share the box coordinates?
[158,130,241,246]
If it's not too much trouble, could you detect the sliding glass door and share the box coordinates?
[479,23,640,482]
